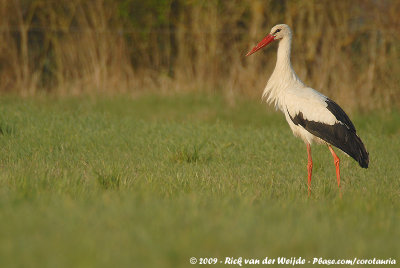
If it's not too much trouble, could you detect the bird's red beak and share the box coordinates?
[246,34,275,56]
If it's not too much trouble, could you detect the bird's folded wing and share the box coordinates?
[284,87,368,167]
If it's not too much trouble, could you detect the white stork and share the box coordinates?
[246,24,369,195]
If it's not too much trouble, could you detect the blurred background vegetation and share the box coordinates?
[0,0,399,110]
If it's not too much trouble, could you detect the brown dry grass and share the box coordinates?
[0,0,399,110]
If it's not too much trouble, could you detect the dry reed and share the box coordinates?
[0,0,399,110]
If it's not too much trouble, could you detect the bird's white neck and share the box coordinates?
[276,37,293,73]
[263,35,303,109]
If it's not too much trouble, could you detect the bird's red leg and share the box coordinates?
[307,143,313,196]
[328,146,340,188]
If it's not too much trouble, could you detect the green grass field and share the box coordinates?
[0,94,398,267]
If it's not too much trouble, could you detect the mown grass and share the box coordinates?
[0,94,398,267]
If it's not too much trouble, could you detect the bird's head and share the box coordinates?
[246,24,292,56]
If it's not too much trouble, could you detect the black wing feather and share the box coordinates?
[325,99,355,131]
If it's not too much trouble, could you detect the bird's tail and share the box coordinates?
[345,132,369,168]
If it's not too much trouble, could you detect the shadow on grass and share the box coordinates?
[170,143,212,164]
[96,171,121,190]
[0,121,15,136]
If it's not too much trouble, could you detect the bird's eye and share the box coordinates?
[274,29,281,34]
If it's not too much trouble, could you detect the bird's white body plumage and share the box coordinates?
[262,24,339,145]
